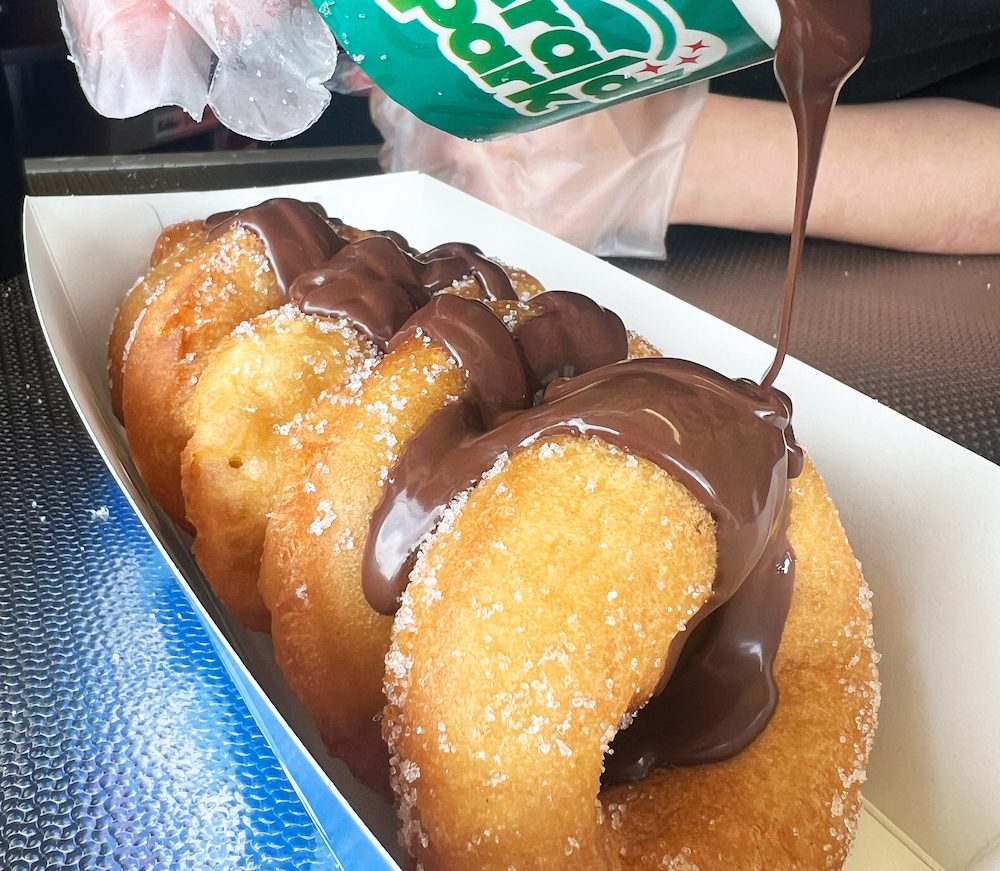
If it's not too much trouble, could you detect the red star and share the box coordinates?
[677,55,700,65]
[641,62,665,74]
[685,39,708,51]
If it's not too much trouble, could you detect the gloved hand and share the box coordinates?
[370,84,708,259]
[57,0,340,140]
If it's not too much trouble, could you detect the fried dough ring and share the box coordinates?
[383,447,878,870]
[120,227,283,524]
[109,220,205,422]
[180,306,379,631]
[258,336,461,794]
[150,220,204,268]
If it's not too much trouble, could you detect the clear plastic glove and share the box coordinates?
[371,84,708,259]
[57,0,340,140]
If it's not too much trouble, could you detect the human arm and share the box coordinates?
[672,93,1000,254]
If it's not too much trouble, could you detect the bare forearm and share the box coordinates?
[672,93,1000,254]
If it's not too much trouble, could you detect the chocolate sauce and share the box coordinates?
[205,198,346,294]
[418,242,517,302]
[762,0,871,388]
[289,235,434,350]
[327,218,416,255]
[604,500,794,780]
[364,353,801,772]
[513,291,629,394]
[364,352,799,615]
[363,292,630,613]
[288,235,518,351]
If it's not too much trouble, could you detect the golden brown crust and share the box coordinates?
[181,306,379,632]
[627,331,662,359]
[608,461,879,870]
[258,336,464,794]
[505,266,545,300]
[109,221,205,422]
[383,453,878,870]
[150,220,204,268]
[121,227,283,525]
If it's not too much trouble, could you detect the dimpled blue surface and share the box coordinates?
[0,276,338,869]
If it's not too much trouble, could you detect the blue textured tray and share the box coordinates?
[0,275,338,868]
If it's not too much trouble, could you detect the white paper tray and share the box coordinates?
[24,173,1000,870]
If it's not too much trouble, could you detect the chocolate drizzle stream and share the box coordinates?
[762,0,871,388]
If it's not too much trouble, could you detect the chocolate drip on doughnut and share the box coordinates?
[204,198,519,337]
[289,235,436,350]
[368,357,799,611]
[205,198,347,293]
[418,242,517,302]
[603,497,795,781]
[327,217,416,255]
[288,236,519,351]
[513,291,629,394]
[365,347,802,775]
[363,295,533,614]
[363,292,629,612]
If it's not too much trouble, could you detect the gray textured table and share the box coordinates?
[2,155,998,868]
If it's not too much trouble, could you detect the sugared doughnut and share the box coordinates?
[119,225,284,523]
[180,305,379,631]
[384,436,715,869]
[114,199,347,523]
[149,220,203,268]
[109,220,206,422]
[258,331,463,793]
[381,365,878,869]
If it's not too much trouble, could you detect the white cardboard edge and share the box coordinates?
[24,173,1000,870]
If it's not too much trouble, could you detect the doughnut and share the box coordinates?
[383,443,877,869]
[149,220,204,268]
[109,220,206,423]
[258,329,463,793]
[180,305,379,631]
[118,224,285,524]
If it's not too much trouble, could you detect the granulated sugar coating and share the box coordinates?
[383,451,878,870]
[258,336,465,795]
[112,226,284,524]
[181,303,378,631]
